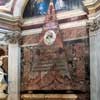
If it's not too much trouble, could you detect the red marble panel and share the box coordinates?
[21,38,89,92]
[62,27,88,40]
[21,27,87,45]
[22,34,39,45]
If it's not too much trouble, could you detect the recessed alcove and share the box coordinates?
[0,0,99,100]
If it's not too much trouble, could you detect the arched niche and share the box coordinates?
[13,0,93,18]
[23,0,85,18]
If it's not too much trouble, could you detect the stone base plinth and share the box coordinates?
[21,94,77,100]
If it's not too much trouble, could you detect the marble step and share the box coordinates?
[21,94,77,100]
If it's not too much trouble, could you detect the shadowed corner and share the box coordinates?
[0,49,5,57]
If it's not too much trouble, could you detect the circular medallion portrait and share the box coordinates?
[44,30,56,46]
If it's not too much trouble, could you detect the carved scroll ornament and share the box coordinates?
[87,19,100,32]
[6,32,21,44]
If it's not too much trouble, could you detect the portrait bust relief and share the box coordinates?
[44,30,56,45]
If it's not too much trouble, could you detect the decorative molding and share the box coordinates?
[0,0,15,14]
[23,10,86,25]
[6,31,21,44]
[87,19,100,32]
[0,16,23,31]
[83,0,98,6]
[0,29,22,45]
[88,10,100,20]
[0,31,21,44]
[22,10,87,29]
[83,0,100,14]
[22,20,87,36]
[0,0,28,17]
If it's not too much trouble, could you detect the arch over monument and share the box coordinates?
[0,0,98,19]
[0,0,28,17]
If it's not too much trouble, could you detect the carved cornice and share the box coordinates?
[83,0,98,7]
[87,19,100,32]
[0,16,23,31]
[83,0,100,14]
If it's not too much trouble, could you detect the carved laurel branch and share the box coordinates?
[86,19,100,32]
